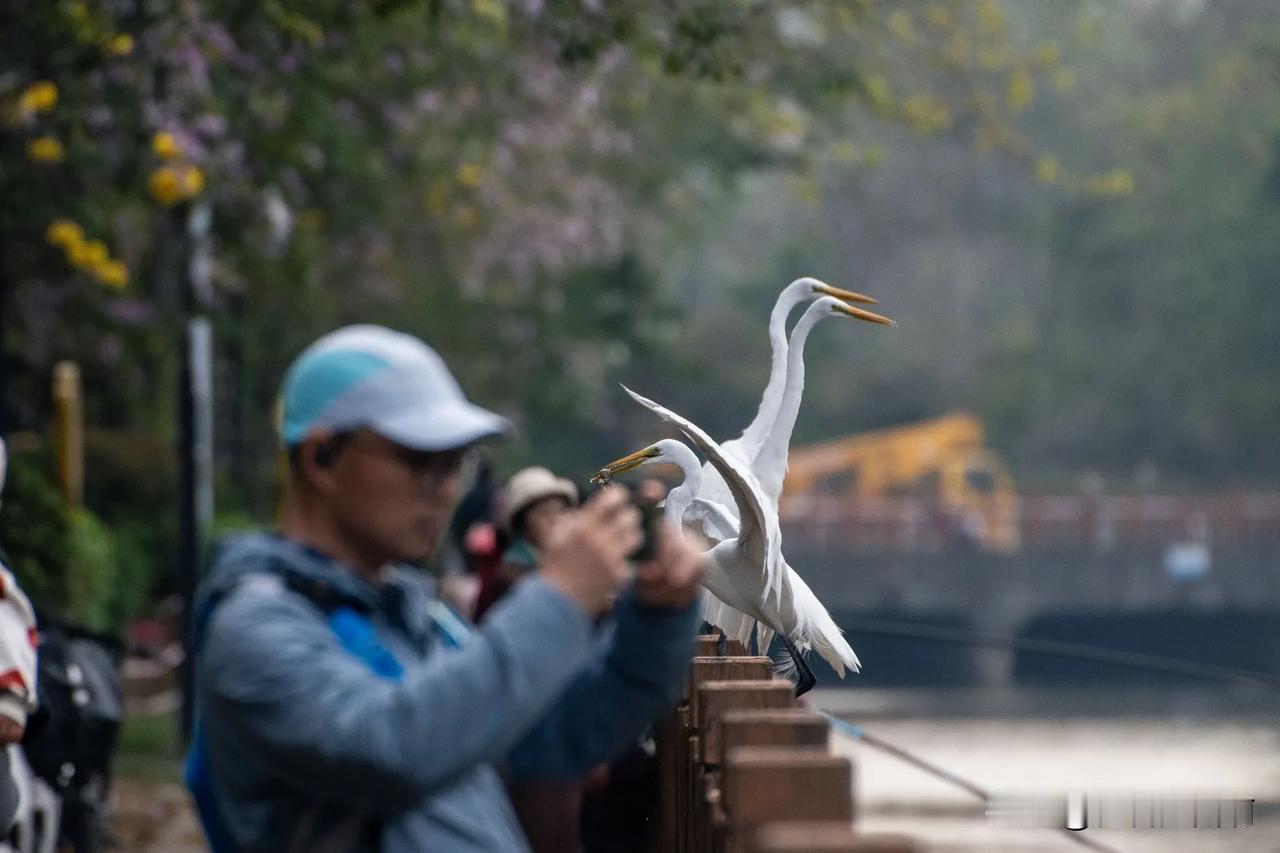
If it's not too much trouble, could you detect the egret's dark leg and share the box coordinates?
[779,635,817,697]
[697,621,726,655]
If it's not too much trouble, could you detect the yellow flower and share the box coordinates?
[45,220,84,248]
[1035,156,1059,184]
[980,48,1010,71]
[1053,69,1076,92]
[152,131,180,159]
[1006,67,1034,112]
[829,141,859,163]
[181,165,205,197]
[27,136,65,163]
[94,259,129,289]
[105,33,134,56]
[18,81,58,114]
[149,164,204,204]
[1034,42,1060,67]
[471,0,508,28]
[977,0,1005,35]
[69,239,109,271]
[455,163,483,188]
[1088,169,1135,196]
[148,167,184,205]
[902,94,952,134]
[863,75,891,108]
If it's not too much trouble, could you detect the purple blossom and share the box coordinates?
[194,112,227,139]
[413,89,443,115]
[178,44,211,95]
[104,299,159,327]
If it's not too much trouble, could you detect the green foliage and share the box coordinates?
[6,0,1270,637]
[1029,13,1280,479]
[65,508,119,632]
[638,1,1280,489]
[0,454,139,631]
[0,455,70,611]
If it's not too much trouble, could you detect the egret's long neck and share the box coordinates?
[661,443,704,524]
[737,290,803,457]
[756,304,824,491]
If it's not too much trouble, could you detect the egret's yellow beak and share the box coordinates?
[591,447,659,484]
[815,282,879,305]
[833,303,896,326]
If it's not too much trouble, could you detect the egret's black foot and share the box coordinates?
[780,636,817,697]
[696,622,727,655]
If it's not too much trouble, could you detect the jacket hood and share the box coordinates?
[197,531,385,618]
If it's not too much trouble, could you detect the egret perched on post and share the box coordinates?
[593,388,862,693]
[688,295,893,657]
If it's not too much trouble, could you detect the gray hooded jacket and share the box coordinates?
[194,533,699,852]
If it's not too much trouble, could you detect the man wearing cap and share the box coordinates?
[191,325,704,852]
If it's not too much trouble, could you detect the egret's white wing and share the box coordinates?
[784,565,861,675]
[621,384,784,606]
[686,497,738,542]
[693,463,740,528]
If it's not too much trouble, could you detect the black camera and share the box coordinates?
[628,497,662,562]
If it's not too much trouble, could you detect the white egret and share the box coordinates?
[727,278,880,464]
[754,294,894,505]
[592,390,861,690]
[693,290,894,534]
[692,296,893,662]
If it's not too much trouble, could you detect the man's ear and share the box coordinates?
[295,430,340,493]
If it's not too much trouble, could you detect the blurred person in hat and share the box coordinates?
[187,325,704,853]
[475,466,578,621]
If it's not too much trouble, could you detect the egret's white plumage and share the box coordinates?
[592,278,890,678]
[693,284,892,533]
[709,295,891,657]
[593,428,861,677]
[596,391,860,676]
[754,294,894,505]
[620,387,785,608]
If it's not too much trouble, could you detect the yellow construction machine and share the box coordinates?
[782,412,1020,552]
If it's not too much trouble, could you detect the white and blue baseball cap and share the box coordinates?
[280,325,508,450]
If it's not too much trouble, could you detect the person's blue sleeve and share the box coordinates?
[199,577,593,814]
[506,591,700,779]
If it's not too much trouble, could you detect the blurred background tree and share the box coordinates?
[1,0,1275,623]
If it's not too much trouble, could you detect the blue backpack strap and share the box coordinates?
[327,607,404,681]
[185,568,405,852]
[185,575,262,853]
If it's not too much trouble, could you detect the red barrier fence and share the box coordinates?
[780,493,1280,554]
